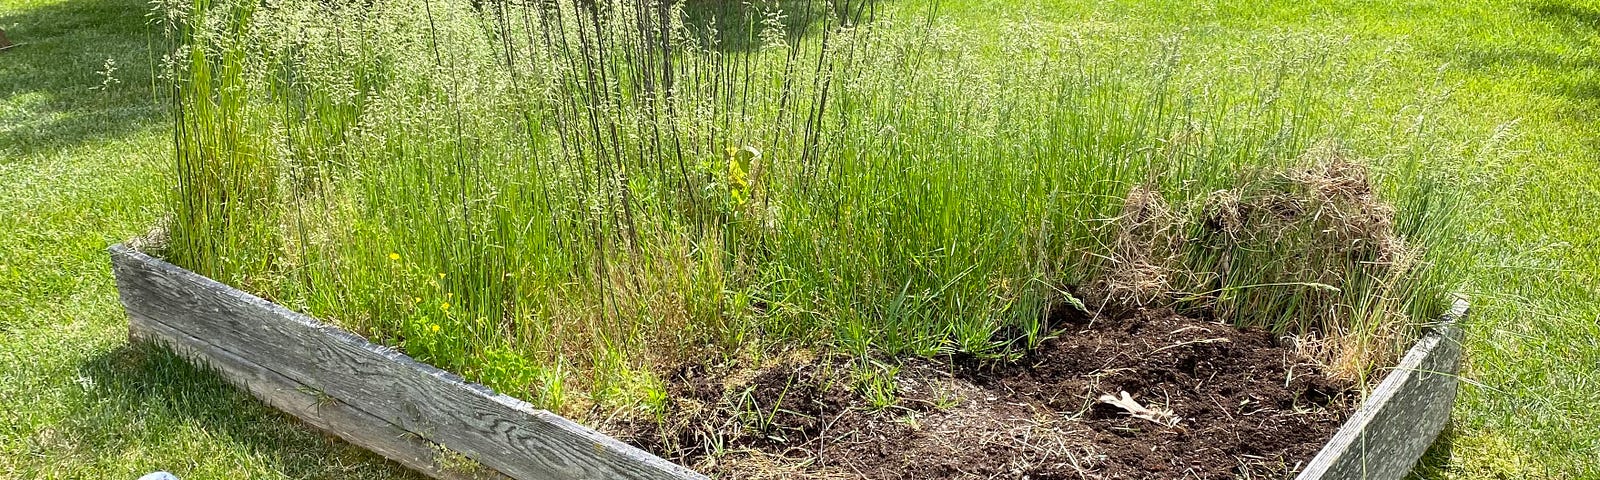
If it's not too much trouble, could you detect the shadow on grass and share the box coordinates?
[1447,2,1600,73]
[1529,1,1600,29]
[67,341,424,479]
[0,0,892,159]
[1406,421,1458,479]
[0,0,165,160]
[680,0,881,52]
[1439,0,1600,143]
[1527,1,1600,122]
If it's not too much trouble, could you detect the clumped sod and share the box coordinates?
[152,0,1458,425]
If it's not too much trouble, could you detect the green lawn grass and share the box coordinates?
[0,0,422,477]
[0,0,1595,479]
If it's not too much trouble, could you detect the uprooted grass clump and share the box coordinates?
[152,0,1459,423]
[1088,145,1450,381]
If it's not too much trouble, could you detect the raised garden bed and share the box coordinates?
[111,243,1466,480]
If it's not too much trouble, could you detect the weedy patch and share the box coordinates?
[1080,148,1432,382]
[1094,184,1184,309]
[1184,150,1430,381]
[151,0,1459,476]
[431,443,495,478]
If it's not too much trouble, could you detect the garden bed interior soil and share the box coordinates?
[614,308,1357,479]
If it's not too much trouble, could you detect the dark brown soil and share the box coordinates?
[615,308,1356,479]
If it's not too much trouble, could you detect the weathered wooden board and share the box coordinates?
[129,314,503,480]
[111,242,1466,480]
[1296,298,1469,480]
[110,244,706,480]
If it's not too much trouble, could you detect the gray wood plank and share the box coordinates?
[129,315,505,480]
[110,244,707,480]
[1295,298,1469,480]
[112,241,1465,480]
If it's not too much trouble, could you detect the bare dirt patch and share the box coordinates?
[616,308,1355,479]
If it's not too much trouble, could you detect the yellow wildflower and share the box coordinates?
[429,324,440,333]
[438,273,446,279]
[440,302,451,311]
[388,252,400,261]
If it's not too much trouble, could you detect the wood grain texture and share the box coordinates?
[129,316,505,480]
[110,244,706,480]
[1295,298,1469,480]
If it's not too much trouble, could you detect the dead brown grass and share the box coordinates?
[1090,146,1421,382]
